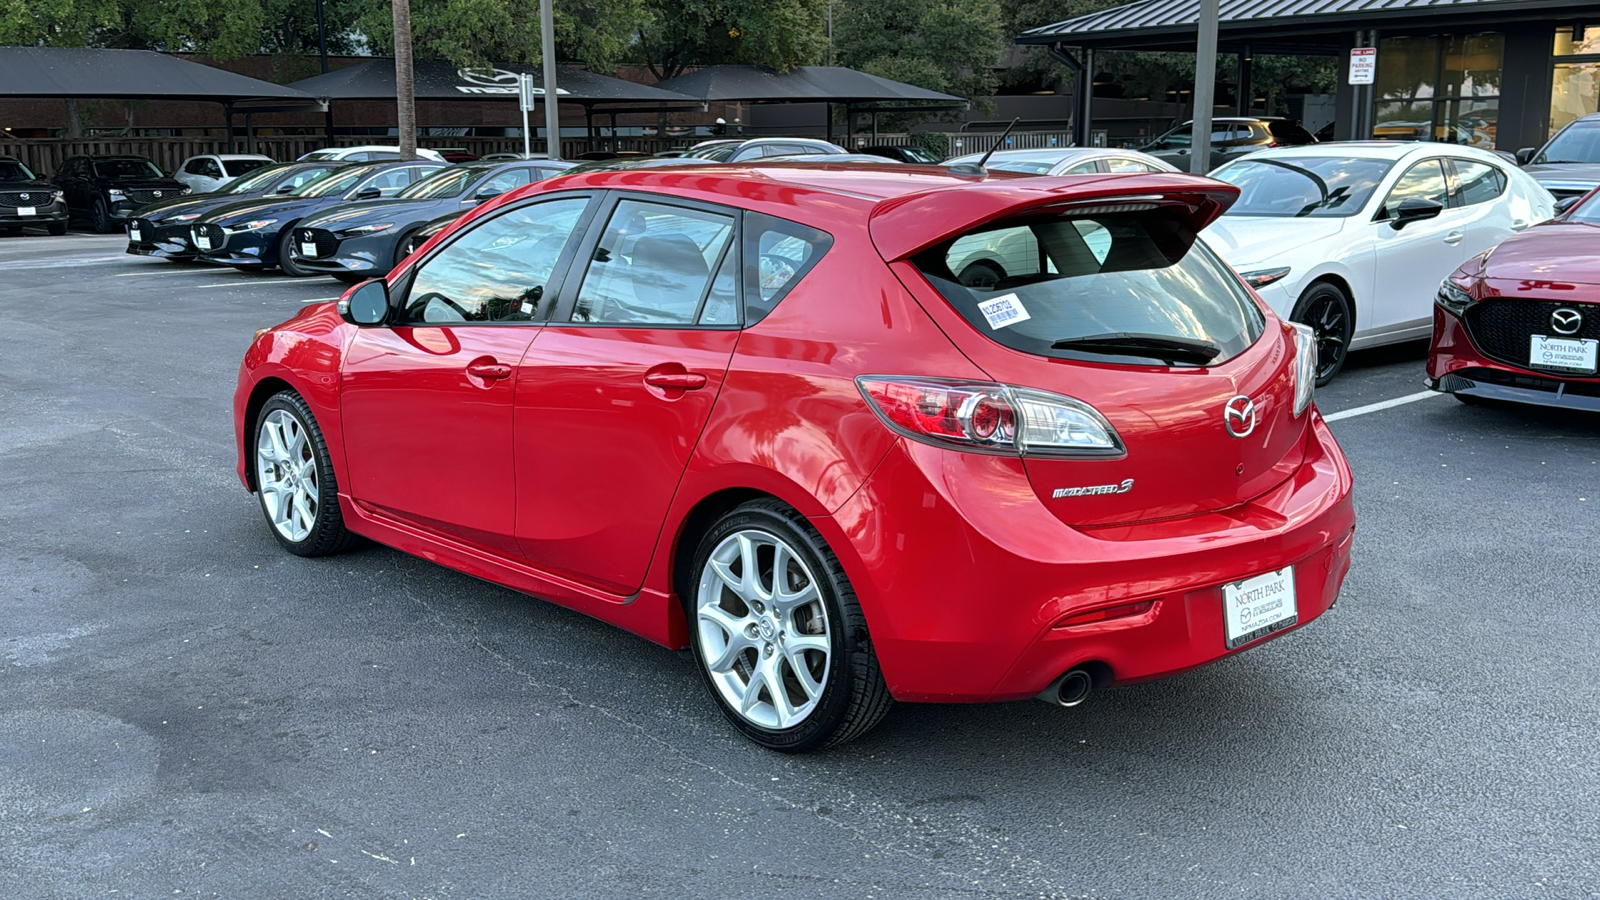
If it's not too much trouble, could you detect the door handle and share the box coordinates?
[1443,231,1464,244]
[1511,219,1531,231]
[644,370,708,390]
[466,362,512,380]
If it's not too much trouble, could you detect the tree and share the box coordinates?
[833,0,1006,105]
[353,0,647,74]
[634,0,828,81]
[392,0,416,160]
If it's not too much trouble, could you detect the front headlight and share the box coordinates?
[1291,322,1317,417]
[223,218,278,234]
[1436,278,1474,315]
[108,188,126,200]
[52,190,64,202]
[335,222,395,238]
[1241,267,1292,289]
[180,187,192,195]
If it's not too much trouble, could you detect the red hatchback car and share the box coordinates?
[234,164,1356,751]
[1430,187,1600,409]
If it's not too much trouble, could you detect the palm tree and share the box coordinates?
[392,0,417,160]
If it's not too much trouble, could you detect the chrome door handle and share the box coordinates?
[1443,231,1464,244]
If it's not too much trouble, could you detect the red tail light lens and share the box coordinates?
[856,376,1122,458]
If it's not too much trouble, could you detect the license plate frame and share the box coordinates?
[1529,334,1598,375]
[17,206,36,217]
[128,226,142,241]
[1222,567,1298,649]
[195,234,212,251]
[300,241,318,258]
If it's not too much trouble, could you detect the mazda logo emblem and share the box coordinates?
[19,193,29,201]
[153,190,163,197]
[1552,307,1584,336]
[458,66,520,87]
[1224,395,1257,438]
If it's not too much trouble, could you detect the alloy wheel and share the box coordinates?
[1296,285,1352,384]
[255,409,320,543]
[695,529,832,731]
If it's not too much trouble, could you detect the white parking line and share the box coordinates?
[0,255,134,271]
[1323,390,1446,422]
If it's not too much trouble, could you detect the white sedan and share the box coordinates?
[1204,142,1554,382]
[173,154,275,193]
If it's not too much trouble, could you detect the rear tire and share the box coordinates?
[277,228,312,277]
[393,229,420,269]
[1291,282,1354,386]
[686,499,892,752]
[47,221,68,236]
[252,391,356,557]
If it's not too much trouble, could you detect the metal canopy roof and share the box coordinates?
[1020,0,1596,46]
[0,46,316,103]
[651,66,964,104]
[289,59,696,106]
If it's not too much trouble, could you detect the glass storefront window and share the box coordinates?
[1376,35,1438,100]
[1436,97,1498,149]
[1440,33,1503,97]
[1374,101,1435,141]
[1551,62,1600,133]
[1554,25,1600,56]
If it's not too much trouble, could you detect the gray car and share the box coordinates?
[1140,117,1317,172]
[1518,113,1600,204]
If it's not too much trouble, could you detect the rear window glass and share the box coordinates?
[743,212,833,325]
[223,158,273,177]
[912,211,1264,366]
[1267,120,1317,144]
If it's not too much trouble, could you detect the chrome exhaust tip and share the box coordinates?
[1037,668,1093,708]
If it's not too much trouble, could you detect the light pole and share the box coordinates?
[540,0,560,159]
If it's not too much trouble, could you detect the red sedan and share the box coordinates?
[234,163,1355,751]
[1430,188,1600,409]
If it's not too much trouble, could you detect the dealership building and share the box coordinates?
[1019,0,1600,155]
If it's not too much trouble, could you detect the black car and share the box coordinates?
[1140,117,1317,172]
[0,156,67,235]
[1518,112,1600,204]
[126,162,344,262]
[52,155,190,233]
[858,145,944,164]
[290,159,576,281]
[190,160,446,274]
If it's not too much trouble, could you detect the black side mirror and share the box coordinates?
[472,189,504,202]
[275,184,295,194]
[1389,197,1444,230]
[1516,148,1536,165]
[1555,195,1583,215]
[355,186,382,200]
[338,278,391,326]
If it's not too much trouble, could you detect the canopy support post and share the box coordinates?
[1237,44,1253,115]
[584,104,595,154]
[825,102,833,144]
[223,103,235,153]
[244,112,256,154]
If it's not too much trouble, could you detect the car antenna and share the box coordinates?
[948,118,1021,177]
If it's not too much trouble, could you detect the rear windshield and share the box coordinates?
[223,158,273,177]
[93,158,163,179]
[1267,120,1317,144]
[912,210,1264,366]
[1211,157,1394,217]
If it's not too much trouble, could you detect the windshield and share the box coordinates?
[226,163,293,194]
[899,147,941,164]
[912,211,1264,366]
[1565,191,1600,225]
[987,160,1058,174]
[1212,157,1394,217]
[685,144,738,161]
[0,159,36,180]
[399,166,477,199]
[222,158,273,177]
[301,149,343,160]
[93,158,164,179]
[295,166,374,197]
[1538,121,1600,164]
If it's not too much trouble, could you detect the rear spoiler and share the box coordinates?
[867,173,1240,262]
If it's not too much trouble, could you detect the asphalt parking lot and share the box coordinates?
[3,230,1599,899]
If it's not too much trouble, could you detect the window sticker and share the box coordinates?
[977,293,1031,329]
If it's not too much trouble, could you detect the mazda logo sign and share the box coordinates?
[153,190,163,197]
[1224,395,1257,438]
[1552,307,1584,336]
[18,192,29,201]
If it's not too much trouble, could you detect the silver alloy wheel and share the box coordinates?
[696,529,832,730]
[255,408,319,543]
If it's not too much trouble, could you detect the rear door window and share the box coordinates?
[912,211,1264,366]
[1449,159,1506,206]
[571,198,737,325]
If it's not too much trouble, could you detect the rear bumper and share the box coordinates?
[1428,305,1600,411]
[821,412,1356,703]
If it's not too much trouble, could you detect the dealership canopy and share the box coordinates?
[0,46,316,104]
[651,66,964,105]
[288,60,696,106]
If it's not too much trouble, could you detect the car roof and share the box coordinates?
[1230,141,1508,163]
[945,148,1123,165]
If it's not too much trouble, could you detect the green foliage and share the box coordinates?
[635,0,829,80]
[354,0,646,73]
[833,0,1006,105]
[0,0,263,58]
[908,130,949,157]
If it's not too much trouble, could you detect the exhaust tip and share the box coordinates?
[1037,668,1094,708]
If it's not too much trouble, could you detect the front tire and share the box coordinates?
[277,229,311,277]
[1291,281,1354,386]
[252,391,355,556]
[687,500,892,752]
[92,198,115,234]
[47,220,68,236]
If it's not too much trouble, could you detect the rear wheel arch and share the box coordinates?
[1301,273,1357,334]
[670,488,773,623]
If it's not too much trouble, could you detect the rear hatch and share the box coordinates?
[872,175,1309,527]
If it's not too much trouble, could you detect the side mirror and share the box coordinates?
[355,186,382,200]
[1555,195,1583,215]
[472,189,504,202]
[1389,197,1444,230]
[274,184,295,194]
[338,278,391,326]
[1516,147,1536,166]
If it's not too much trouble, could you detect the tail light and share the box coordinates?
[1291,323,1316,416]
[856,376,1123,458]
